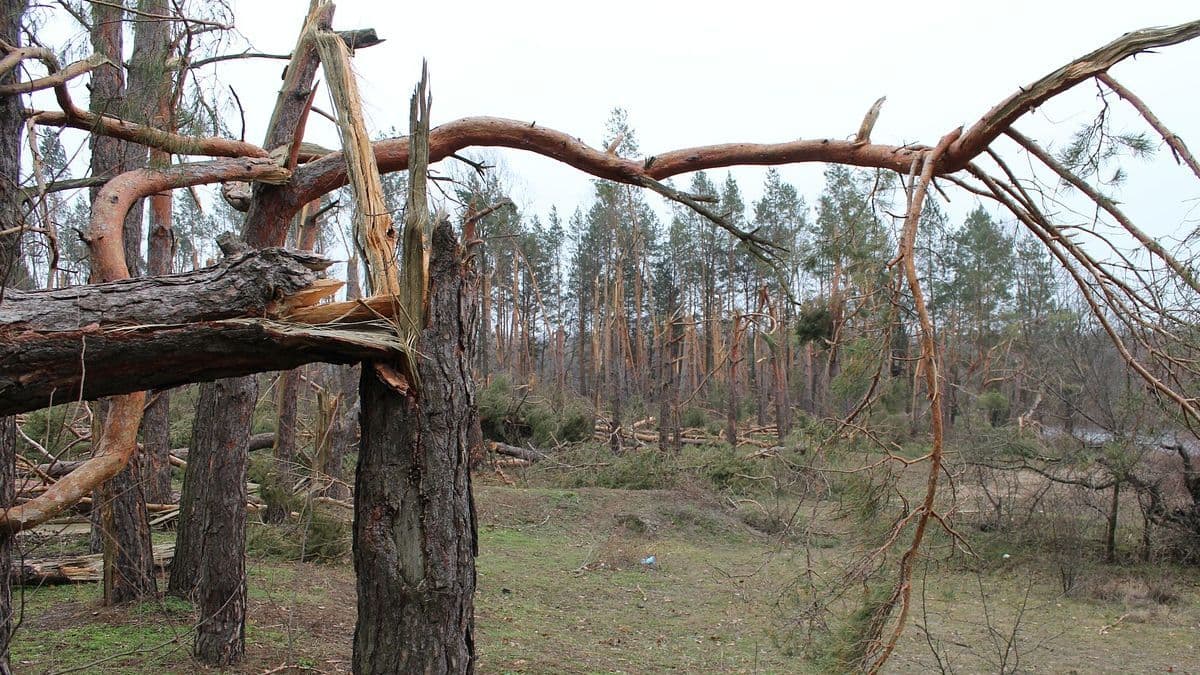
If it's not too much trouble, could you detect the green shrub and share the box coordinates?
[247,489,350,563]
[977,390,1010,427]
[479,374,594,446]
[809,584,892,672]
[681,407,709,430]
[795,303,833,344]
[538,445,675,491]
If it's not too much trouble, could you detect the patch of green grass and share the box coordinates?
[12,616,190,673]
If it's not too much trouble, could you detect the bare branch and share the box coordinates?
[1097,72,1200,182]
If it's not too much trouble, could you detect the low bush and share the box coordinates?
[479,374,594,447]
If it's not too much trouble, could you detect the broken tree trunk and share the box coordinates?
[0,248,358,417]
[12,543,173,586]
[353,220,478,674]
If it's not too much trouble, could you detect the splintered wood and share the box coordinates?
[311,24,400,298]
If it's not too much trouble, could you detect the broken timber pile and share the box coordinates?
[11,543,174,585]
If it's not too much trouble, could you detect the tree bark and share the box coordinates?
[0,0,24,668]
[353,221,478,674]
[168,377,252,659]
[263,370,299,523]
[0,248,364,416]
[140,389,173,505]
[98,452,155,602]
[180,377,252,665]
[0,417,13,674]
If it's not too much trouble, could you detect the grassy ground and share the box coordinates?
[9,480,1200,673]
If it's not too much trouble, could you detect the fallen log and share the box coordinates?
[11,543,174,585]
[0,249,428,416]
[167,432,275,462]
[27,433,278,478]
[0,318,407,417]
[486,441,547,463]
[594,429,709,446]
[0,247,333,329]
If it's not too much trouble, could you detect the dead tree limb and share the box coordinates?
[1096,72,1200,181]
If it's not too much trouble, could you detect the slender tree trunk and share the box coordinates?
[750,329,767,427]
[179,377,253,666]
[263,370,299,523]
[0,2,25,667]
[140,388,172,505]
[353,221,478,673]
[726,314,740,447]
[88,0,159,605]
[98,440,156,603]
[659,313,679,452]
[608,297,622,454]
[140,54,177,506]
[320,363,357,500]
[479,252,491,383]
[1106,482,1120,563]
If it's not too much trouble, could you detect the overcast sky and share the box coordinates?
[212,0,1200,240]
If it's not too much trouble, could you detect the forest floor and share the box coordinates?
[8,478,1200,673]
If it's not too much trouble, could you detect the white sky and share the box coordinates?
[215,0,1200,239]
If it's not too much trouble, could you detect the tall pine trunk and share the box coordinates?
[87,0,157,602]
[169,377,253,664]
[353,221,478,673]
[0,2,24,668]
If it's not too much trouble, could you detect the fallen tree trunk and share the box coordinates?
[486,441,547,463]
[29,433,276,478]
[11,542,173,585]
[0,247,333,329]
[0,247,441,416]
[0,319,406,417]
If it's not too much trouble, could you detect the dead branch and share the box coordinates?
[1096,72,1200,182]
[944,20,1200,168]
[1005,127,1200,294]
[0,52,108,95]
[868,128,959,674]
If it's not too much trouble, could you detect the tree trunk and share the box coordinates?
[353,221,478,674]
[1106,482,1120,564]
[319,363,357,500]
[0,248,397,416]
[750,329,767,427]
[140,56,177,505]
[191,376,252,666]
[0,417,13,674]
[0,1,25,668]
[168,376,252,665]
[87,0,157,604]
[140,390,173,505]
[263,370,299,523]
[726,314,740,447]
[98,449,155,603]
[659,314,679,453]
